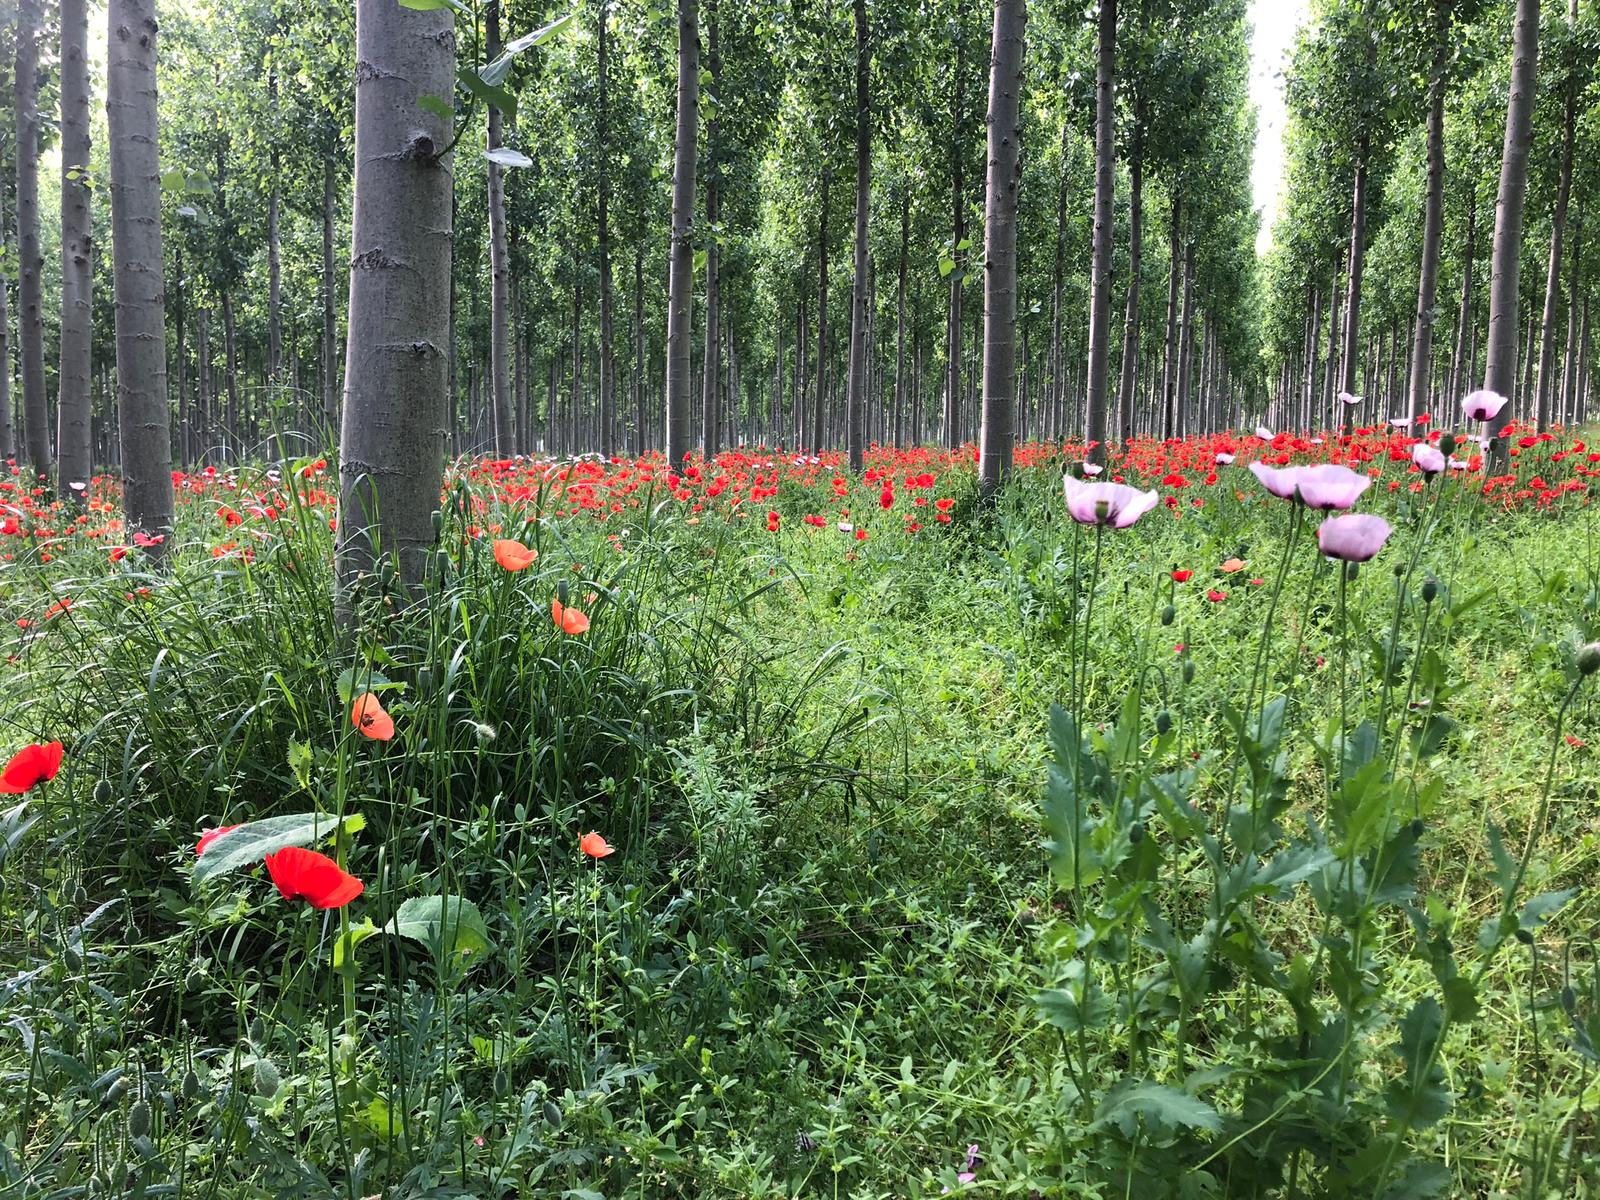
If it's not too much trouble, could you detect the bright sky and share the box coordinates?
[1249,0,1311,256]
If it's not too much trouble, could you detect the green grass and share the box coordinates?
[0,463,1597,1198]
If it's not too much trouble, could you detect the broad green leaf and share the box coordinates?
[484,146,534,168]
[193,812,354,883]
[417,93,455,120]
[457,68,518,123]
[287,738,313,790]
[1519,888,1575,932]
[400,0,467,11]
[505,10,574,53]
[335,667,403,705]
[1092,1079,1222,1138]
[386,895,493,960]
[333,918,380,974]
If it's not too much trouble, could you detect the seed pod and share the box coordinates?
[1578,642,1600,677]
[1421,578,1438,604]
[254,1058,280,1099]
[127,1098,151,1139]
[431,509,445,535]
[1439,432,1457,456]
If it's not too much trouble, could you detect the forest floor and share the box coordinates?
[1,429,1598,1198]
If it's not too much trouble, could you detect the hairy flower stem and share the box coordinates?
[1378,473,1443,741]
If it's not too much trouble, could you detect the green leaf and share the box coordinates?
[1485,824,1516,900]
[484,146,534,168]
[937,254,956,278]
[400,0,467,11]
[193,812,355,883]
[1092,1079,1222,1139]
[505,10,574,53]
[160,169,187,192]
[457,67,518,123]
[333,918,380,974]
[387,895,494,961]
[335,667,403,705]
[1518,888,1575,932]
[417,93,455,120]
[287,738,313,791]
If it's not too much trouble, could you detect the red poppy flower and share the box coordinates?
[579,831,616,859]
[196,824,242,855]
[0,741,63,793]
[351,692,395,741]
[1171,569,1193,583]
[552,598,591,635]
[1207,589,1227,603]
[492,538,538,571]
[264,846,364,909]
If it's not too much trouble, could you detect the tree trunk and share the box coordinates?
[894,191,909,448]
[1407,21,1448,423]
[846,0,871,472]
[108,0,177,545]
[1449,196,1476,406]
[1484,0,1540,454]
[665,0,699,466]
[484,0,513,454]
[322,150,339,439]
[222,293,240,457]
[337,0,454,591]
[15,0,50,485]
[1116,99,1144,447]
[1562,208,1583,422]
[0,165,11,461]
[1340,143,1369,400]
[1535,0,1578,430]
[597,0,615,457]
[1161,195,1181,438]
[945,28,965,449]
[701,2,721,459]
[1322,254,1344,422]
[1049,131,1065,443]
[57,0,94,493]
[1083,0,1116,463]
[1176,240,1196,432]
[813,172,831,451]
[977,0,1026,496]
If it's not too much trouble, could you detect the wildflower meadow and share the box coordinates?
[0,408,1597,1197]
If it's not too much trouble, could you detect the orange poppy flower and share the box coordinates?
[1219,558,1246,574]
[552,598,590,635]
[579,831,616,859]
[351,692,395,741]
[493,538,538,572]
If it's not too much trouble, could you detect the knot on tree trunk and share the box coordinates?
[350,248,398,271]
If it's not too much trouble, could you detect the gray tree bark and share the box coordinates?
[1449,197,1476,406]
[701,2,722,458]
[597,0,616,457]
[845,0,871,472]
[665,0,699,466]
[1116,99,1144,446]
[1535,0,1578,429]
[1484,0,1540,453]
[322,150,339,439]
[978,0,1026,497]
[15,0,50,485]
[1407,18,1448,422]
[1084,0,1115,464]
[337,0,454,591]
[107,0,177,546]
[57,0,94,494]
[486,0,513,455]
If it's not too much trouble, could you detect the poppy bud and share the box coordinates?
[182,1068,201,1101]
[64,946,82,971]
[93,779,113,805]
[249,1016,266,1046]
[1129,822,1145,843]
[1440,432,1457,456]
[1514,928,1534,946]
[418,667,434,693]
[1393,562,1405,578]
[108,1160,129,1193]
[1410,818,1425,839]
[1181,659,1195,684]
[1155,710,1172,735]
[543,1100,564,1127]
[105,1076,131,1106]
[1421,578,1438,604]
[492,1067,509,1097]
[431,509,444,535]
[127,1098,151,1139]
[773,836,788,851]
[1578,642,1600,676]
[73,883,88,908]
[1161,605,1175,626]
[254,1057,280,1098]
[1562,986,1578,1010]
